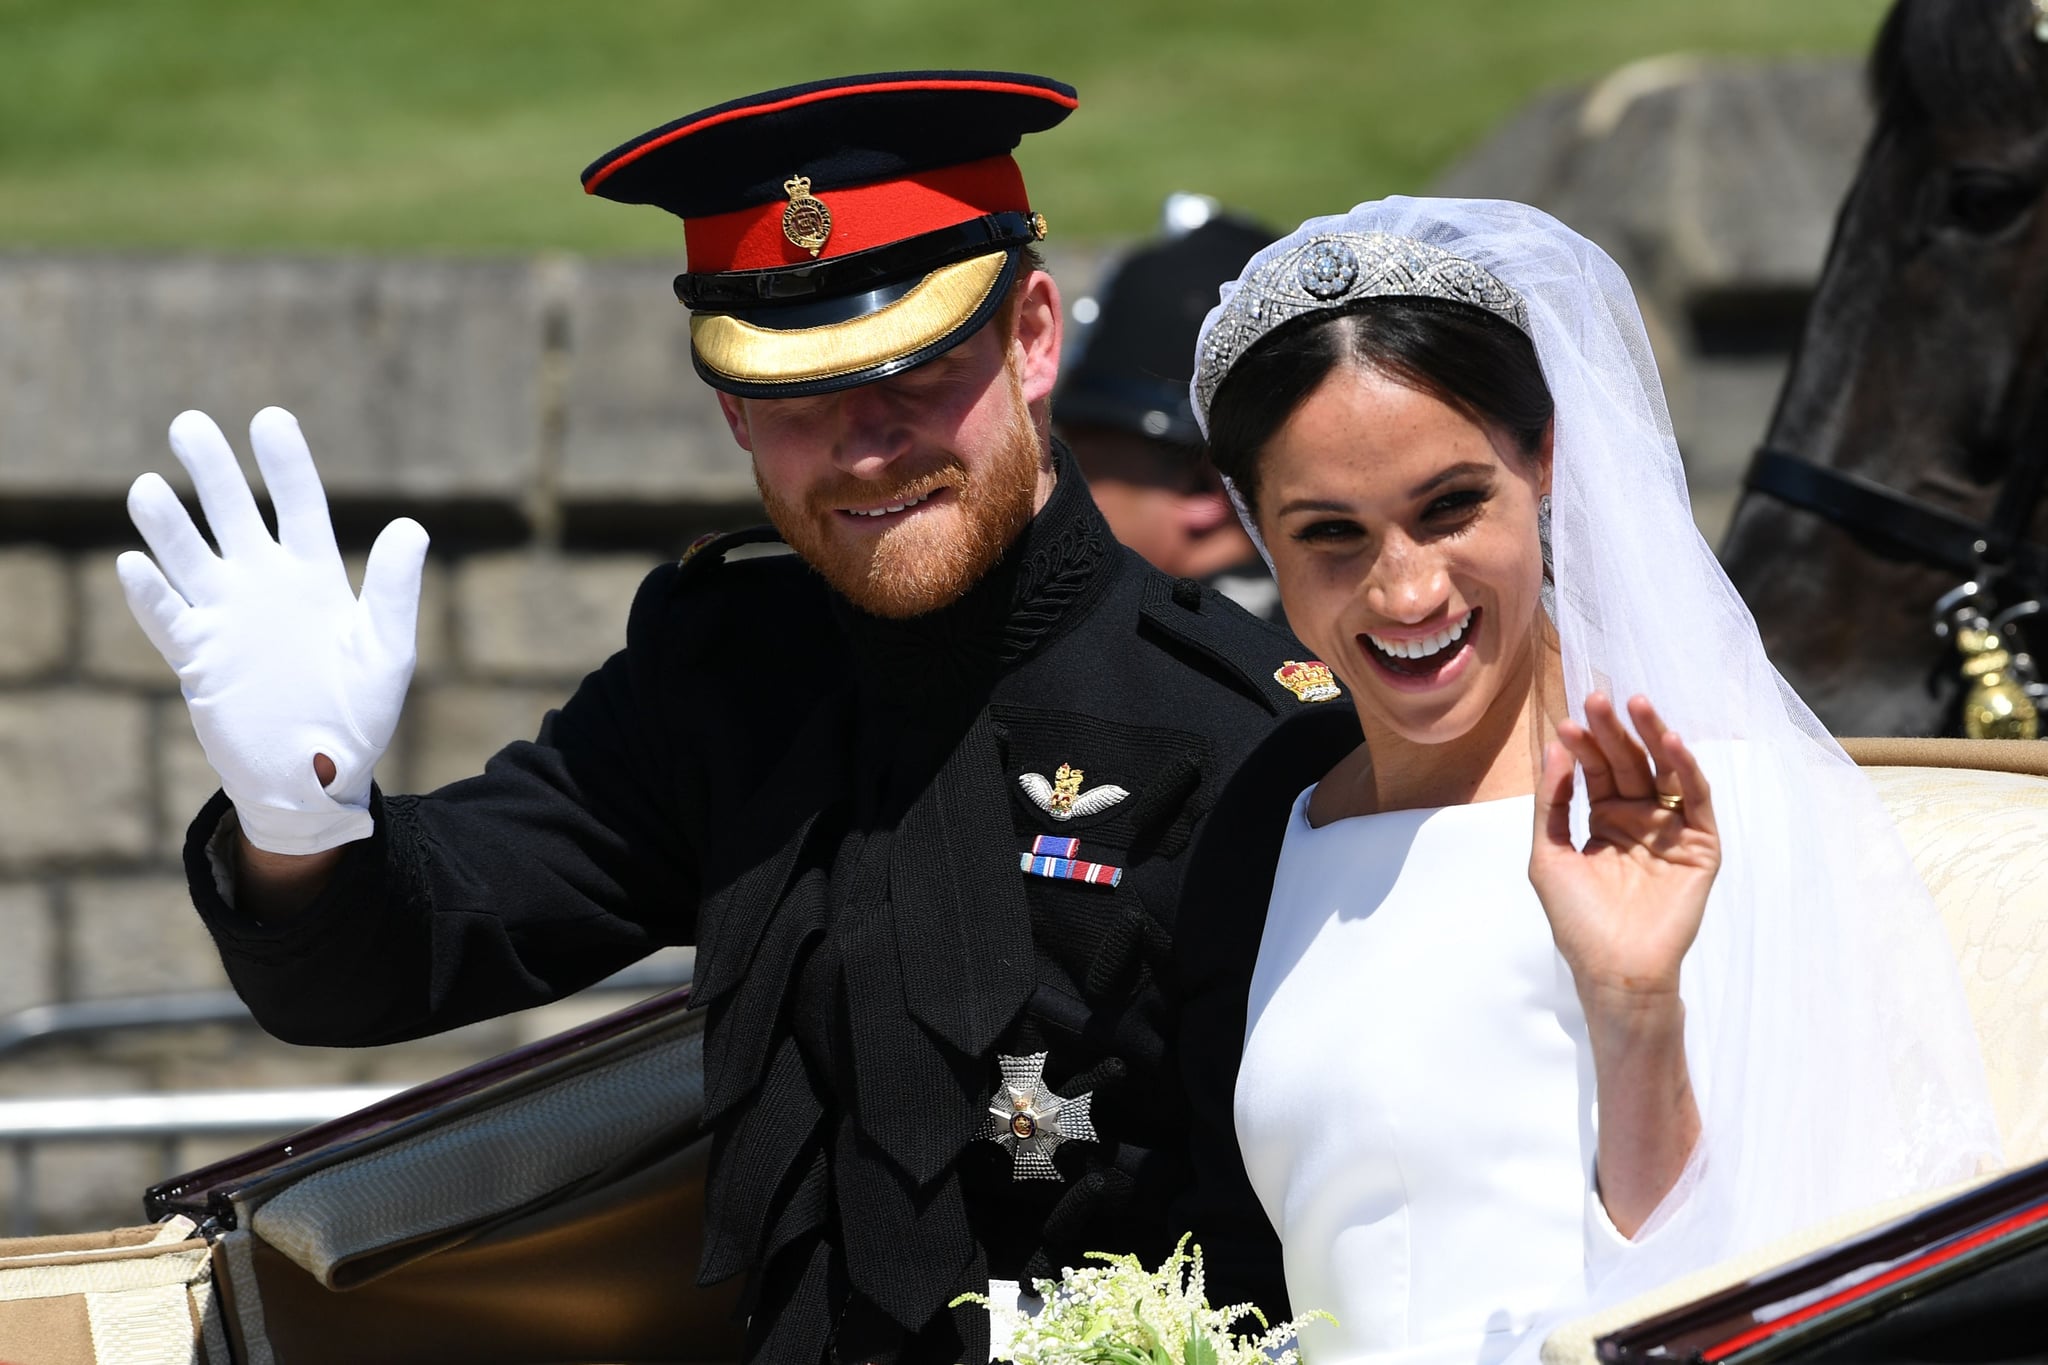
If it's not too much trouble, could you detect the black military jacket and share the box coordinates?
[183,444,1351,1364]
[1169,706,1363,1325]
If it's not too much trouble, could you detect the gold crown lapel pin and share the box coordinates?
[1274,659,1343,703]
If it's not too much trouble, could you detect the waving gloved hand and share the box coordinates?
[118,407,429,855]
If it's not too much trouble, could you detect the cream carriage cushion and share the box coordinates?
[1862,759,2048,1167]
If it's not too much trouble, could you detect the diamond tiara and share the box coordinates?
[1192,232,1531,427]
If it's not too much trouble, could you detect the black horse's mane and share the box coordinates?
[1871,0,2048,128]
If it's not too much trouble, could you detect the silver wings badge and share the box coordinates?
[1017,763,1128,821]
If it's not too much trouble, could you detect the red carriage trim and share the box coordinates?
[1703,1194,2048,1359]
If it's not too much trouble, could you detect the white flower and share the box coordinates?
[956,1235,1331,1365]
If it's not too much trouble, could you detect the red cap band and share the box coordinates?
[684,155,1029,273]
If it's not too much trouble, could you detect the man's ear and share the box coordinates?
[716,391,754,452]
[1010,268,1063,408]
[1178,489,1239,535]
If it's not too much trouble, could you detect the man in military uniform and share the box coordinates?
[118,72,1351,1363]
[1056,209,1284,623]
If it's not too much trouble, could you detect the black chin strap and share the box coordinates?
[1744,447,2048,586]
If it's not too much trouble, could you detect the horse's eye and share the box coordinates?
[1942,168,2036,236]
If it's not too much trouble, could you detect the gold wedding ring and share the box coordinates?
[1655,791,1685,811]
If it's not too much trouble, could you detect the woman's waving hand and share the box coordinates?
[1531,692,1719,1002]
[1530,691,1716,1236]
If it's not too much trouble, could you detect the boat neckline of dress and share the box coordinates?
[1295,781,1536,832]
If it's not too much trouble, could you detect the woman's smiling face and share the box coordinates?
[1257,362,1551,748]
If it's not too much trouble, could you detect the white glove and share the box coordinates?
[118,407,429,855]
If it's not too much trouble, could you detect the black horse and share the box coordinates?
[1721,0,2048,736]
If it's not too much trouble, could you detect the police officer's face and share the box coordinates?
[1064,426,1257,581]
[1256,365,1552,754]
[718,271,1063,618]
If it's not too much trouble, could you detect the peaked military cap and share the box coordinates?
[582,71,1076,398]
[1057,214,1275,449]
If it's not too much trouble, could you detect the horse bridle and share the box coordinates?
[1744,446,2048,586]
[1745,444,2048,733]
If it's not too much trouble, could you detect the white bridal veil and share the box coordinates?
[1192,198,2000,1343]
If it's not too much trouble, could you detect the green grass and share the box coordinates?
[0,0,1890,252]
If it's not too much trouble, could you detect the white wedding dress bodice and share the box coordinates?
[1236,788,1628,1365]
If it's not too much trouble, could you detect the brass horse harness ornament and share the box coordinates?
[1931,582,2041,739]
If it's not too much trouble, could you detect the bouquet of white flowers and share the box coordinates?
[957,1236,1329,1365]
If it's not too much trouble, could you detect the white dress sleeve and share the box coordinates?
[1583,1172,1634,1277]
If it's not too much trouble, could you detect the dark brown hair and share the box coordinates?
[1205,296,1554,510]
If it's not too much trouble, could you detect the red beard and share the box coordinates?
[757,372,1044,619]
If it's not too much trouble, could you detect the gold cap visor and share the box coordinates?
[690,251,1011,396]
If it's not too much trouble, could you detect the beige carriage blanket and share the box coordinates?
[0,1218,224,1365]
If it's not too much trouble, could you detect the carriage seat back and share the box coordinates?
[1851,740,2048,1168]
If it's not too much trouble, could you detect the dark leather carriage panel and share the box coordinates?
[147,985,744,1365]
[229,1134,742,1365]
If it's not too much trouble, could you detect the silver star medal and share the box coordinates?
[980,1052,1096,1180]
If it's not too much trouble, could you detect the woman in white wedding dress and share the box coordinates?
[1175,199,1999,1365]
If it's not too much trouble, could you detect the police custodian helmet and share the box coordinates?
[581,71,1076,399]
[1056,213,1275,450]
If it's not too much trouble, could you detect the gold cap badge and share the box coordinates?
[1275,660,1343,703]
[782,175,833,257]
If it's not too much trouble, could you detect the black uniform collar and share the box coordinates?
[837,437,1114,696]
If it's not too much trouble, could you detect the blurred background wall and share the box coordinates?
[0,0,1890,1232]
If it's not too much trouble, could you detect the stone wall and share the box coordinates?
[0,514,704,1229]
[0,251,806,1012]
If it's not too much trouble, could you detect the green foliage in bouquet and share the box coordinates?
[956,1235,1330,1365]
